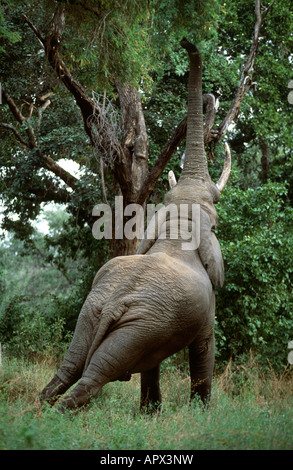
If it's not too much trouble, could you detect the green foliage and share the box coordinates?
[216,182,293,369]
[0,0,293,374]
[57,0,155,92]
[152,0,222,46]
[217,0,293,191]
[0,0,22,53]
[0,294,71,358]
[0,208,103,358]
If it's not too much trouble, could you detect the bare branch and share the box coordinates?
[3,88,79,190]
[261,0,277,21]
[88,91,123,167]
[23,8,133,196]
[2,88,38,147]
[2,89,26,123]
[136,116,187,205]
[37,150,79,189]
[211,0,276,143]
[21,13,45,46]
[0,122,29,146]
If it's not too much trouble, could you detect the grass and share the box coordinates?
[0,354,293,450]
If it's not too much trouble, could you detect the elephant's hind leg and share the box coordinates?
[39,374,72,406]
[39,316,94,405]
[57,330,148,411]
[39,352,86,406]
[140,365,162,412]
[188,333,215,405]
[57,348,119,411]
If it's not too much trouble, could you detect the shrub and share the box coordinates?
[215,182,293,370]
[0,293,72,359]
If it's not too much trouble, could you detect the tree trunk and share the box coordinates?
[109,85,149,257]
[111,237,139,258]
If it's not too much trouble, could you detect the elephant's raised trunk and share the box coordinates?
[177,38,231,193]
[179,38,209,182]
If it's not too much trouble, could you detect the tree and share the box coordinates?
[1,0,285,260]
[1,0,293,368]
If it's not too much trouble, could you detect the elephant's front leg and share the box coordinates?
[188,334,215,405]
[140,365,162,411]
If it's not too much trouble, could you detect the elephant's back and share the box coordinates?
[87,252,212,360]
[91,252,211,321]
[116,253,212,322]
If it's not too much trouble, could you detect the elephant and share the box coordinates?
[39,38,231,411]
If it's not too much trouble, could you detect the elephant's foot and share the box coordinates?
[190,377,212,407]
[57,382,99,413]
[39,375,69,406]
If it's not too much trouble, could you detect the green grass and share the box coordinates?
[0,355,293,450]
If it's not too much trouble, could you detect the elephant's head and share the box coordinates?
[137,38,231,288]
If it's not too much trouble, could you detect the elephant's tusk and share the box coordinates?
[216,143,231,192]
[168,170,177,188]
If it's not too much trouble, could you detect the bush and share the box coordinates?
[215,182,293,370]
[0,293,72,359]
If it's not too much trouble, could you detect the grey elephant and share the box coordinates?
[39,38,231,411]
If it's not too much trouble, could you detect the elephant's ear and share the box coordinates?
[198,209,224,287]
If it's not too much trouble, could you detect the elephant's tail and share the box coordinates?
[84,300,128,371]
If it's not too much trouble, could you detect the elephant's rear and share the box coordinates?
[39,251,213,407]
[89,252,214,372]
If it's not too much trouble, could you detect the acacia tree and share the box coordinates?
[0,0,282,258]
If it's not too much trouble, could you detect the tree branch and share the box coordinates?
[136,116,187,205]
[22,8,132,196]
[212,0,276,143]
[116,83,149,201]
[21,13,45,46]
[36,150,79,189]
[26,185,72,204]
[2,88,79,190]
[0,122,29,146]
[2,88,38,147]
